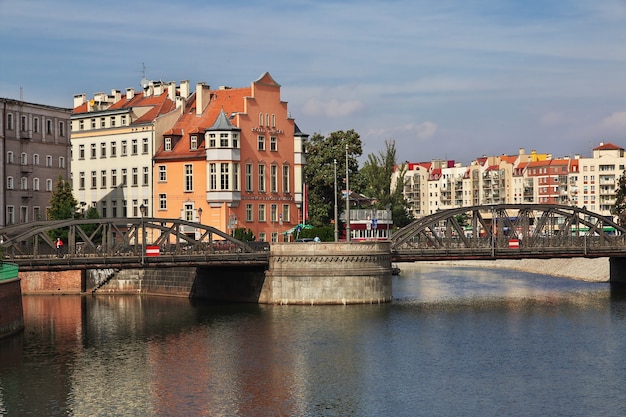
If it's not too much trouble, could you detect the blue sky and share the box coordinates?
[1,0,625,164]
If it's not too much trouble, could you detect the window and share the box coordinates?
[272,114,276,127]
[33,178,40,191]
[110,116,116,127]
[59,157,65,168]
[246,204,253,222]
[220,133,229,147]
[132,167,138,186]
[91,118,96,129]
[270,204,278,222]
[258,164,266,192]
[6,177,13,189]
[6,151,13,164]
[121,140,127,156]
[209,163,217,190]
[46,179,53,191]
[91,171,97,189]
[101,142,106,158]
[142,137,148,154]
[184,164,193,192]
[258,135,265,151]
[158,165,166,182]
[258,204,266,222]
[7,113,13,130]
[111,141,117,157]
[270,164,278,193]
[159,194,167,210]
[90,143,96,159]
[20,153,27,165]
[270,136,277,151]
[101,170,107,188]
[21,116,27,131]
[233,133,239,148]
[79,172,85,189]
[266,113,270,126]
[184,203,194,222]
[46,155,52,167]
[282,204,290,222]
[220,163,229,190]
[190,136,197,150]
[258,232,266,242]
[121,169,127,186]
[112,200,117,217]
[208,134,216,148]
[33,117,39,133]
[282,165,290,193]
[59,121,65,136]
[100,117,105,128]
[245,163,253,192]
[132,139,138,155]
[79,120,84,130]
[79,144,85,159]
[233,163,240,191]
[6,206,14,225]
[121,115,127,126]
[111,170,117,187]
[259,112,263,125]
[165,138,172,151]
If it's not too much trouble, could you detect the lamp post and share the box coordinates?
[334,159,338,242]
[198,207,203,224]
[345,143,351,242]
[140,203,146,265]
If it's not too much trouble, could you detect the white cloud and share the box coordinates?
[302,98,365,118]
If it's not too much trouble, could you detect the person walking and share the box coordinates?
[56,238,64,257]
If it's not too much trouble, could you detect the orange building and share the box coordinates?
[153,72,307,242]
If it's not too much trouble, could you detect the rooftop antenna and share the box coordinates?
[19,86,23,101]
[139,62,149,89]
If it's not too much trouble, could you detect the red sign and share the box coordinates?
[146,245,160,257]
[508,239,519,249]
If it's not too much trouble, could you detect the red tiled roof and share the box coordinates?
[594,142,623,151]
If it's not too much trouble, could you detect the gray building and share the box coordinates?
[1,98,72,225]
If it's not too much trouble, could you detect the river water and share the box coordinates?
[1,263,626,417]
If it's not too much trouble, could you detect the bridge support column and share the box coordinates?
[610,257,626,286]
[261,242,392,305]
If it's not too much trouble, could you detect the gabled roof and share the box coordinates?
[594,142,623,151]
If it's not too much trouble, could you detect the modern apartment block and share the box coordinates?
[395,144,625,220]
[1,98,72,225]
[153,72,307,242]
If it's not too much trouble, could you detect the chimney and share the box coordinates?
[153,81,164,96]
[180,80,190,98]
[196,82,210,115]
[73,94,86,108]
[111,89,121,103]
[167,82,176,101]
[126,88,135,100]
[519,148,525,155]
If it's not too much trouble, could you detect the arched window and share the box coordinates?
[259,112,263,125]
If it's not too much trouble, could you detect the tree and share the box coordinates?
[304,130,363,226]
[233,227,255,242]
[48,176,77,220]
[613,169,626,226]
[359,140,413,228]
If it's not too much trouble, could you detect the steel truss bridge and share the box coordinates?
[391,204,626,262]
[0,217,269,271]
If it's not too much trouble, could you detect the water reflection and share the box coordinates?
[1,265,626,416]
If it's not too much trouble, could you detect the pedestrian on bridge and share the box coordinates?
[56,238,64,257]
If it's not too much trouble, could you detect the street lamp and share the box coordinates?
[345,143,351,242]
[334,159,338,242]
[140,203,146,265]
[198,207,203,224]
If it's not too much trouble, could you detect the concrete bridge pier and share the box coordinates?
[609,257,626,286]
[260,242,393,305]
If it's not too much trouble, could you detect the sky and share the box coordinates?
[1,0,626,165]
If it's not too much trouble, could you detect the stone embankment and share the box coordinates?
[419,257,610,282]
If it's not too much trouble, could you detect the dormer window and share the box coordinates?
[190,135,198,150]
[165,137,172,151]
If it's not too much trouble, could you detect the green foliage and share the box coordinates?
[359,140,414,228]
[78,206,102,243]
[304,130,363,227]
[455,213,470,227]
[233,227,255,242]
[613,169,626,226]
[47,176,78,240]
[297,226,334,242]
[48,175,77,220]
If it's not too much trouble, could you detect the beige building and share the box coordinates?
[1,98,72,225]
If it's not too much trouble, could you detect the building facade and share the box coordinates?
[153,73,307,242]
[1,98,72,225]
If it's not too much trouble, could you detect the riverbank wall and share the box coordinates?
[415,257,610,282]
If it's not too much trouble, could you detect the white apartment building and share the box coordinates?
[70,81,185,218]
